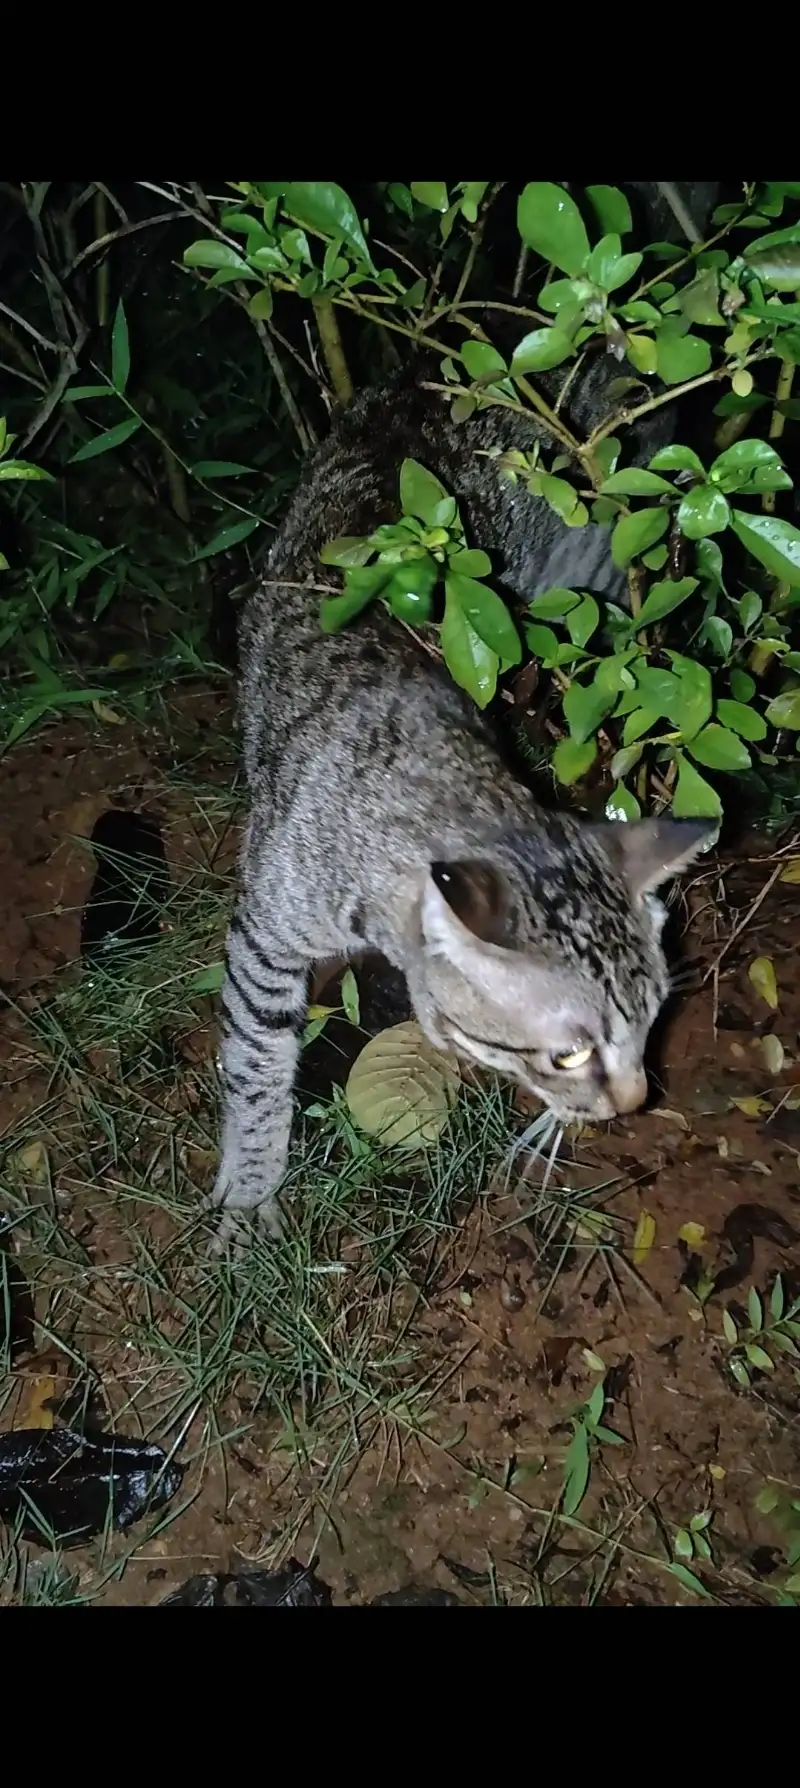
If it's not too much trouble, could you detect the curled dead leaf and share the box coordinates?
[748,956,778,1011]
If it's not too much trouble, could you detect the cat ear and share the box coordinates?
[423,860,512,956]
[605,818,716,898]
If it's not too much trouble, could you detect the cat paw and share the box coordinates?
[206,1162,286,1257]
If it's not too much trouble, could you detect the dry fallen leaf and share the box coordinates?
[779,858,800,884]
[91,699,125,726]
[633,1209,656,1266]
[654,1107,689,1131]
[678,1221,707,1249]
[730,1095,772,1118]
[346,1021,461,1149]
[12,1140,49,1183]
[15,1351,68,1431]
[748,955,779,1011]
[761,1034,785,1076]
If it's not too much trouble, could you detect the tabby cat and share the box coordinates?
[212,364,712,1243]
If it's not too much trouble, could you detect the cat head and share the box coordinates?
[413,817,713,1125]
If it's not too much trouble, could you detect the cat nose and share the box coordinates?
[607,1068,648,1115]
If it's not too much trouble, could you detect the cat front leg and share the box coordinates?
[210,894,309,1248]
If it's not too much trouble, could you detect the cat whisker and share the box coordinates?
[504,1108,563,1192]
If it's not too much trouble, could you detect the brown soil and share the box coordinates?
[1,697,799,1607]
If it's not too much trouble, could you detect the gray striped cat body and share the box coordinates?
[213,369,711,1241]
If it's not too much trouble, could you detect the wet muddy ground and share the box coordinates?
[1,691,799,1605]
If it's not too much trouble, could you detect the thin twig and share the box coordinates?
[64,213,173,277]
[0,300,57,355]
[702,856,789,986]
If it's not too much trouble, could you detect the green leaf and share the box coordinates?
[642,544,668,571]
[461,340,508,382]
[0,460,55,482]
[400,458,451,526]
[320,536,374,567]
[111,299,130,394]
[770,1274,785,1322]
[635,576,698,627]
[552,737,597,785]
[655,332,712,385]
[765,687,800,729]
[510,328,573,375]
[566,595,599,648]
[731,510,800,588]
[626,334,658,375]
[62,384,115,401]
[440,586,498,708]
[281,182,371,262]
[191,516,260,561]
[594,436,621,479]
[563,677,614,744]
[667,1562,713,1600]
[445,573,521,663]
[674,1527,694,1561]
[562,1423,590,1515]
[586,185,632,237]
[730,669,756,702]
[677,486,731,539]
[722,1308,738,1345]
[649,444,706,476]
[600,469,674,497]
[610,743,643,781]
[668,654,713,739]
[604,251,642,292]
[611,507,669,569]
[69,417,142,463]
[672,754,722,820]
[340,966,360,1026]
[192,460,256,479]
[188,962,225,995]
[606,784,641,821]
[448,549,492,578]
[537,279,580,315]
[716,699,767,741]
[688,724,751,772]
[710,439,790,493]
[517,183,590,277]
[248,287,274,320]
[538,474,579,522]
[737,593,762,634]
[679,269,724,327]
[744,243,800,291]
[528,587,582,620]
[320,565,389,633]
[248,243,287,272]
[745,1344,774,1372]
[387,556,440,623]
[702,616,733,658]
[729,1356,751,1388]
[524,622,559,660]
[183,239,250,272]
[411,181,449,214]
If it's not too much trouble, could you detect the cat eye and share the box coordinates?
[550,1046,594,1071]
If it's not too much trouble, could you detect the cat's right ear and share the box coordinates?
[423,860,512,956]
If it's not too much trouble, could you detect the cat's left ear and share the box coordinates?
[602,818,716,898]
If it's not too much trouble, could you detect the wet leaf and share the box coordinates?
[517,183,590,277]
[340,967,360,1026]
[729,1356,751,1388]
[761,1034,784,1076]
[440,589,498,708]
[345,1021,461,1149]
[600,468,674,497]
[649,444,706,476]
[444,573,521,663]
[732,510,800,589]
[632,1208,656,1266]
[680,1221,707,1250]
[677,485,731,540]
[748,956,778,1011]
[626,335,658,375]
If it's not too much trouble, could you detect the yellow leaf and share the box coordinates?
[708,1464,726,1481]
[108,651,133,669]
[91,699,125,725]
[15,1351,66,1430]
[633,1208,656,1266]
[582,1349,606,1372]
[307,1004,338,1021]
[780,858,800,884]
[761,1034,785,1076]
[730,1095,771,1118]
[346,1020,461,1149]
[748,955,778,1010]
[679,1221,707,1249]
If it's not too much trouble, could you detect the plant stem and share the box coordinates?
[762,354,796,516]
[313,298,354,406]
